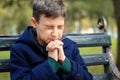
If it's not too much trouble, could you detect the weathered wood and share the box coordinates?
[0,36,18,51]
[0,34,111,50]
[107,47,120,79]
[64,33,111,47]
[0,59,9,72]
[82,54,109,66]
[93,73,114,80]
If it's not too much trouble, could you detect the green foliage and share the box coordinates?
[64,0,115,33]
[66,0,114,19]
[0,0,115,34]
[0,0,32,34]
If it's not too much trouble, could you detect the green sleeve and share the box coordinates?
[48,57,60,72]
[60,57,72,74]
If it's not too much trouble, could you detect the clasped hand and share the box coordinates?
[46,40,65,63]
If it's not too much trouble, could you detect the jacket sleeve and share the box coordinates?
[10,46,58,80]
[65,43,93,80]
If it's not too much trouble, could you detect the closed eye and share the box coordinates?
[45,25,53,29]
[58,25,64,29]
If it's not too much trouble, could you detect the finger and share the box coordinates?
[46,41,55,51]
[46,41,57,51]
[54,40,64,46]
[50,44,61,51]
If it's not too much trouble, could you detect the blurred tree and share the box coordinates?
[0,0,32,34]
[0,0,114,34]
[112,0,120,71]
[66,0,114,33]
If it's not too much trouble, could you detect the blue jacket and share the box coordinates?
[10,26,93,80]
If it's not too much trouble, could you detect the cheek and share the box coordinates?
[36,28,46,39]
[58,31,63,39]
[40,31,50,41]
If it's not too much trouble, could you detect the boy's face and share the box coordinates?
[32,14,65,46]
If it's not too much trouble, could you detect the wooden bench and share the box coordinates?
[0,33,120,80]
[0,16,119,80]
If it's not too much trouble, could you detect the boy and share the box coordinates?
[10,0,93,80]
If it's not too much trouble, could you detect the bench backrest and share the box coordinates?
[0,33,114,80]
[64,33,114,80]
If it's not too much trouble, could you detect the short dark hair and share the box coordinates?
[33,0,66,23]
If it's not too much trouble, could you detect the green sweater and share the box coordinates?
[48,57,72,74]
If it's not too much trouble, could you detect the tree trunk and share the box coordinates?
[112,0,120,71]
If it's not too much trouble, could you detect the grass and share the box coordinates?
[0,51,10,59]
[0,72,10,80]
[0,51,10,80]
[0,38,117,80]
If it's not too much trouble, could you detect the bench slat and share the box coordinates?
[0,59,9,72]
[93,73,114,80]
[64,33,111,47]
[0,34,111,51]
[0,54,109,72]
[82,54,109,66]
[0,36,18,51]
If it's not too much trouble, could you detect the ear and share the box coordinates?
[31,17,38,28]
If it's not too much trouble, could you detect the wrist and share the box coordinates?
[58,56,65,64]
[48,49,58,61]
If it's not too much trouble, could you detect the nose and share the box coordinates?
[51,28,58,38]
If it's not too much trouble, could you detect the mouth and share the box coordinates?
[50,38,58,41]
[48,38,59,42]
[47,39,54,43]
